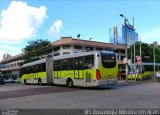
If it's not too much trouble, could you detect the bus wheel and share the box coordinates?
[24,79,27,85]
[38,78,42,85]
[67,78,73,87]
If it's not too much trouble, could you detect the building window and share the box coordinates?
[54,53,60,56]
[63,45,70,49]
[105,48,112,51]
[63,52,70,55]
[85,47,94,51]
[74,45,82,50]
[96,47,103,51]
[53,47,60,51]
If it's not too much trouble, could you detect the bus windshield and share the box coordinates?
[100,52,116,68]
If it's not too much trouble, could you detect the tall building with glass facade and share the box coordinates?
[109,24,138,47]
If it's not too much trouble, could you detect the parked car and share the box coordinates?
[4,78,15,83]
[15,78,20,83]
[0,78,5,84]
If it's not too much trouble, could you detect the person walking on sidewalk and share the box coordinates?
[156,69,160,82]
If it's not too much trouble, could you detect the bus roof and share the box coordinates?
[21,58,46,68]
[53,51,115,60]
[21,51,115,68]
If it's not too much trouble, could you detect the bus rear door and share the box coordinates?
[84,55,94,86]
[74,57,84,85]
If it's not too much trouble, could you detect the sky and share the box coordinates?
[0,0,160,60]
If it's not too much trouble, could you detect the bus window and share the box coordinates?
[62,59,68,70]
[20,68,24,77]
[38,64,42,72]
[30,66,34,73]
[74,57,84,70]
[54,60,61,71]
[22,67,26,74]
[68,58,74,70]
[42,63,46,72]
[32,65,35,73]
[26,66,30,74]
[84,55,94,69]
[34,65,38,73]
[100,52,116,68]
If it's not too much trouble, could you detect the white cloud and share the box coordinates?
[0,1,47,42]
[47,20,63,37]
[140,28,160,43]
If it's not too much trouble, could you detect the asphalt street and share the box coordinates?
[0,81,159,115]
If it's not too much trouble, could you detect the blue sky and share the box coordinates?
[0,0,160,59]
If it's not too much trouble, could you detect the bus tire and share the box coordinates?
[24,79,27,85]
[38,78,42,85]
[66,78,73,87]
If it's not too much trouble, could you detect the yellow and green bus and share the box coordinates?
[20,51,118,87]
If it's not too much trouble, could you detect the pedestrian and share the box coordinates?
[156,69,160,77]
[156,69,160,82]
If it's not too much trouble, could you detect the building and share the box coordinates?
[0,64,6,68]
[0,37,126,79]
[51,37,125,59]
[109,24,138,46]
[0,53,24,78]
[2,52,12,60]
[151,41,159,46]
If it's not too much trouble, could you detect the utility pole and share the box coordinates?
[140,38,142,81]
[120,14,128,82]
[133,17,136,76]
[153,44,156,82]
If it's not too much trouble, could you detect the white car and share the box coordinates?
[4,78,15,83]
[15,78,20,83]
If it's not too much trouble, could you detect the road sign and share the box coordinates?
[136,55,141,65]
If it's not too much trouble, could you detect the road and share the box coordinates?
[0,82,160,115]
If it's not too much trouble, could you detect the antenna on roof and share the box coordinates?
[88,38,92,41]
[77,34,80,38]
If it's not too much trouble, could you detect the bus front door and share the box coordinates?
[74,69,84,86]
[74,70,83,79]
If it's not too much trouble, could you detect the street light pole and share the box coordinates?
[133,17,136,74]
[153,44,156,82]
[120,14,128,81]
[124,18,128,82]
[140,38,142,80]
[131,47,133,81]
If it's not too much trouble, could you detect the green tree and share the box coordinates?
[21,39,52,65]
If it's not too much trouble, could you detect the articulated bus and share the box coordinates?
[20,51,118,87]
